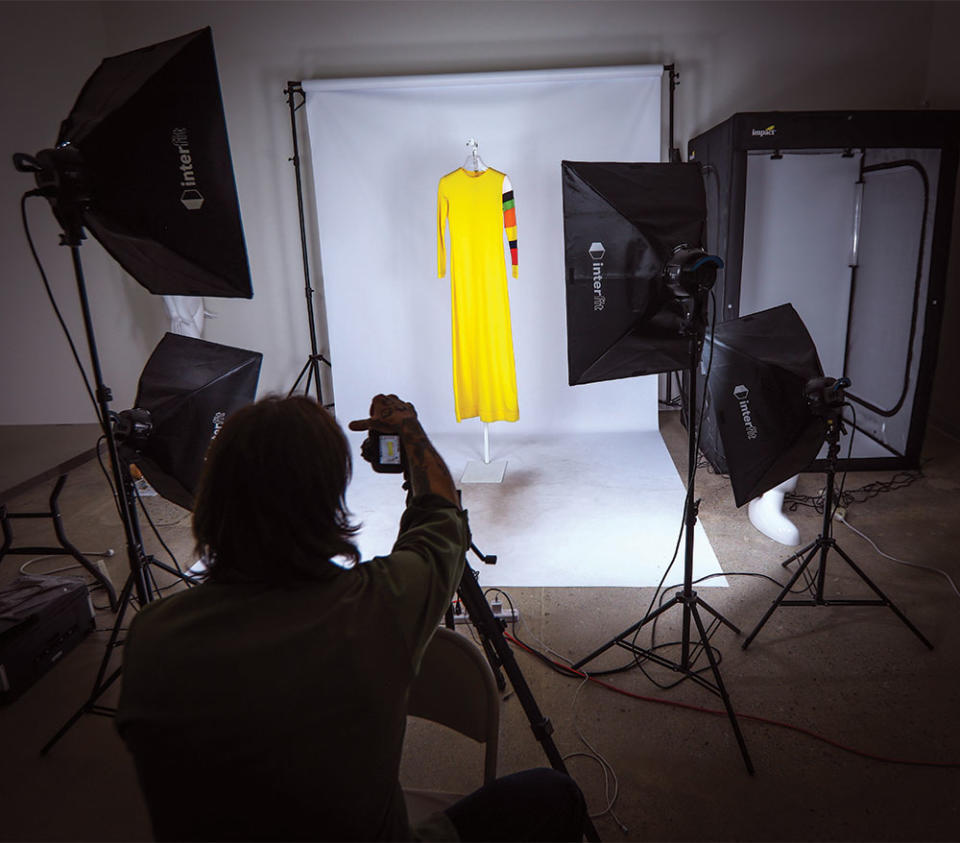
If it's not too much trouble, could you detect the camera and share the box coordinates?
[368,431,406,474]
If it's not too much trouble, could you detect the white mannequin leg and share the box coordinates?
[747,475,800,546]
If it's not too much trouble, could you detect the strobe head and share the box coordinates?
[662,245,723,299]
[14,145,91,244]
[662,245,723,337]
[805,376,851,417]
[115,408,154,452]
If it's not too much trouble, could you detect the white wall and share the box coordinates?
[1,0,943,426]
[1,1,167,425]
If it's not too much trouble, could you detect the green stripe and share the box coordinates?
[502,198,515,210]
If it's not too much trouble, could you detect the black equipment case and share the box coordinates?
[0,575,95,704]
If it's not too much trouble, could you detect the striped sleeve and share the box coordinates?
[502,174,518,279]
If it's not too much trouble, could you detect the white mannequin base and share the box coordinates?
[461,459,507,484]
[748,475,801,546]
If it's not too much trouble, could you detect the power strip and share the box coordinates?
[452,605,519,626]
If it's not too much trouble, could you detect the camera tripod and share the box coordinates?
[450,510,599,841]
[742,396,933,651]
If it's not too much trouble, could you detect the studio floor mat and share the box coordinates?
[345,431,726,588]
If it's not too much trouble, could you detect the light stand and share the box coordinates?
[35,221,199,755]
[742,378,933,651]
[284,82,331,407]
[15,25,259,754]
[573,255,755,775]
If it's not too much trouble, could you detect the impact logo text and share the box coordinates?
[751,124,776,138]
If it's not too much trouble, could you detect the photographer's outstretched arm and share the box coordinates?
[349,394,459,508]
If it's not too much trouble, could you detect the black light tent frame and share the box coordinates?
[688,110,960,473]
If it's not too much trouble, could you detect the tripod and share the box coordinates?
[285,83,331,408]
[452,539,600,842]
[742,397,933,651]
[572,273,754,775]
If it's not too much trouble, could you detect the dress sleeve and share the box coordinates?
[437,178,449,278]
[502,174,518,279]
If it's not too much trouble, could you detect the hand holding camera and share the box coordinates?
[348,394,418,474]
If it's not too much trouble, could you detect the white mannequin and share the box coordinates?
[748,474,801,546]
[163,295,211,339]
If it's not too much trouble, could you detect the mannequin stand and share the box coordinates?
[461,422,507,484]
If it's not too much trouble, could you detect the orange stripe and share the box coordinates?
[503,208,516,227]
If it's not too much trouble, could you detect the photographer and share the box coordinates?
[116,394,584,841]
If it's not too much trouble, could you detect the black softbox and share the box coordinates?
[562,161,707,384]
[120,333,263,510]
[704,304,825,507]
[50,27,251,298]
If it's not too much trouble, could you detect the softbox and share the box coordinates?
[121,333,262,510]
[562,161,707,384]
[48,27,251,298]
[704,304,826,507]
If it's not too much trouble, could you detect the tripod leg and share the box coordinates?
[782,539,817,569]
[287,358,312,398]
[830,542,934,649]
[41,569,137,755]
[456,566,600,842]
[690,603,754,775]
[571,595,681,671]
[743,542,820,650]
[693,595,741,636]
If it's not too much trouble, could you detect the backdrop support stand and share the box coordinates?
[284,82,332,409]
[742,401,933,651]
[572,283,754,776]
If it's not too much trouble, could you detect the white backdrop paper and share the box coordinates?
[303,66,663,435]
[302,67,724,586]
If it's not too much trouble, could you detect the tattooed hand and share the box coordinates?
[349,394,459,507]
[348,394,418,436]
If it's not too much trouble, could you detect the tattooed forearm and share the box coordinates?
[399,418,459,507]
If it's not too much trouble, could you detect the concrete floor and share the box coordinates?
[1,411,958,841]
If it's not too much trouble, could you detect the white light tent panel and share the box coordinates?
[303,66,662,435]
[740,149,938,460]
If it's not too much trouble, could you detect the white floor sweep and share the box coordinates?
[345,431,726,588]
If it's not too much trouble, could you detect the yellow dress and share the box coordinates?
[437,167,519,423]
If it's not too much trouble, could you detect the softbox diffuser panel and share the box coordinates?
[705,304,825,507]
[562,161,707,385]
[129,332,262,510]
[58,27,252,298]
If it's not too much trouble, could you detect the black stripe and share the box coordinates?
[502,190,515,202]
[508,239,518,248]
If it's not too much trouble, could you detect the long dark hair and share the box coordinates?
[192,395,361,583]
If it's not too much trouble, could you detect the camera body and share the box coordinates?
[369,432,406,474]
